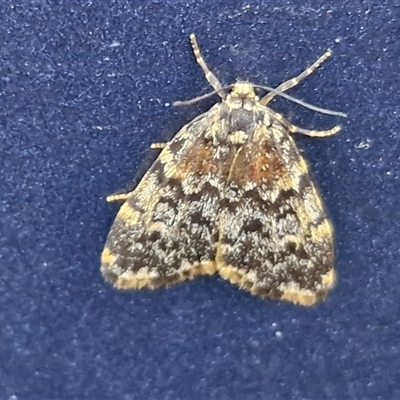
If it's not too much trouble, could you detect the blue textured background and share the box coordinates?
[1,1,399,399]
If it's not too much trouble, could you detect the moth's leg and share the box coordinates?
[261,50,332,106]
[106,193,130,202]
[150,142,169,150]
[190,33,226,99]
[267,108,340,137]
[107,141,171,203]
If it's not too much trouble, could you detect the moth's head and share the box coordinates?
[229,81,258,101]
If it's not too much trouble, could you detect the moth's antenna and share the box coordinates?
[190,33,226,99]
[254,84,347,118]
[174,83,346,118]
[173,90,219,106]
[261,49,333,106]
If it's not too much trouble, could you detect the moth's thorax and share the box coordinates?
[211,81,267,147]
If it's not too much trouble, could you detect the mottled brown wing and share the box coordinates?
[101,105,230,290]
[216,119,335,306]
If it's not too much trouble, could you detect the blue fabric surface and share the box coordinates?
[1,1,399,399]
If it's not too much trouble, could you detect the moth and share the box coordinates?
[101,34,345,306]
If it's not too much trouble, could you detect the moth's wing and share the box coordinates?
[216,119,335,306]
[101,106,225,289]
